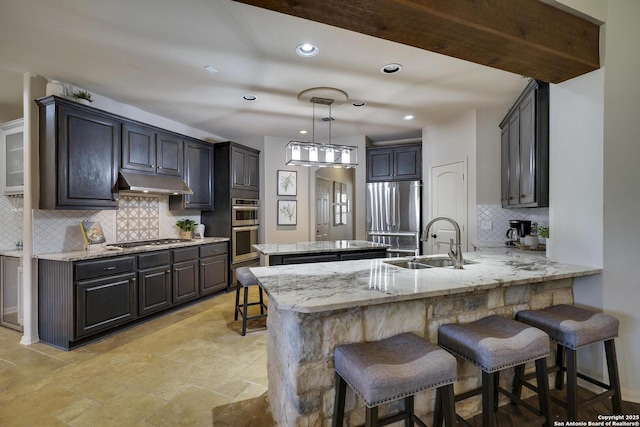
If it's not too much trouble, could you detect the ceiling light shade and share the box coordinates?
[286,141,358,168]
[286,96,358,168]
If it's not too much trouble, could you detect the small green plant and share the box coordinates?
[72,90,93,102]
[535,225,549,238]
[176,219,196,232]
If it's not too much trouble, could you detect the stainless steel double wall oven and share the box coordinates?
[230,198,259,263]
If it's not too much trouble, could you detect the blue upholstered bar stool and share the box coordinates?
[333,332,457,427]
[234,267,267,336]
[438,315,552,427]
[515,304,622,419]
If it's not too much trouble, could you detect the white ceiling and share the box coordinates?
[0,0,529,142]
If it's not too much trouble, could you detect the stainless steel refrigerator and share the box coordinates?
[366,181,421,256]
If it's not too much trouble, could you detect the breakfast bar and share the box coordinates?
[250,248,602,425]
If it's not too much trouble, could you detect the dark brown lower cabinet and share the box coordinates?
[138,251,172,316]
[38,243,228,350]
[75,273,137,339]
[269,248,388,265]
[172,260,199,303]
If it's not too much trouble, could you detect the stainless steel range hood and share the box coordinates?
[118,171,193,196]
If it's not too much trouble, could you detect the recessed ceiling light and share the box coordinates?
[403,115,414,121]
[299,130,308,134]
[203,65,218,74]
[243,94,257,101]
[296,43,319,57]
[381,63,402,74]
[352,101,366,107]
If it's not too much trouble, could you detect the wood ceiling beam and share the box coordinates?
[232,0,600,83]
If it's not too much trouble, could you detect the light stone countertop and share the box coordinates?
[0,250,23,258]
[253,240,389,255]
[250,247,601,313]
[34,237,229,262]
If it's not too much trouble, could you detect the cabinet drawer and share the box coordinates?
[138,251,171,269]
[75,256,136,281]
[199,243,228,258]
[173,247,199,263]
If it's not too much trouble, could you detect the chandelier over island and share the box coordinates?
[286,90,358,168]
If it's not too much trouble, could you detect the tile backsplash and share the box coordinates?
[0,196,24,250]
[33,195,200,254]
[476,204,548,246]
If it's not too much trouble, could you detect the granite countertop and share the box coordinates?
[250,247,601,313]
[0,249,23,258]
[35,237,229,262]
[253,240,389,256]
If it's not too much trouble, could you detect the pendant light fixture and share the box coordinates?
[286,96,358,168]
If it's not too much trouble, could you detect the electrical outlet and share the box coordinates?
[481,220,493,230]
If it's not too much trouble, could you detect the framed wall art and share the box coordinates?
[277,200,297,226]
[277,170,297,196]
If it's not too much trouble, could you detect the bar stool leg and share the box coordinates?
[535,358,552,427]
[494,371,500,413]
[234,283,241,321]
[482,371,497,427]
[605,340,623,414]
[242,286,249,336]
[404,395,414,427]
[566,348,578,420]
[259,287,265,315]
[512,364,526,403]
[333,373,347,427]
[366,406,379,427]
[434,385,458,427]
[555,345,565,390]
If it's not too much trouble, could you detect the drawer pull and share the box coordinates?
[102,266,117,271]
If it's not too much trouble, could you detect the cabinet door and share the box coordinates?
[122,122,156,172]
[507,112,520,206]
[156,132,183,177]
[75,273,136,338]
[138,266,172,316]
[183,140,213,210]
[500,126,510,206]
[231,146,247,190]
[393,145,421,180]
[1,119,24,195]
[172,260,199,304]
[244,150,260,191]
[200,254,228,295]
[57,105,120,209]
[367,148,393,181]
[518,91,536,205]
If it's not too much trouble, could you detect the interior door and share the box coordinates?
[429,160,467,254]
[315,176,330,241]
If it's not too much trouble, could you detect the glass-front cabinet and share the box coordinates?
[1,118,24,195]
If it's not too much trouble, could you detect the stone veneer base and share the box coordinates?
[266,278,574,426]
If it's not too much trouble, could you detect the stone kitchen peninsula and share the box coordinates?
[249,249,602,426]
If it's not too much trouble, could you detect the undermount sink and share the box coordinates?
[383,256,478,269]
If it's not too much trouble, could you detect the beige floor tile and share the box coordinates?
[145,386,233,427]
[0,291,276,426]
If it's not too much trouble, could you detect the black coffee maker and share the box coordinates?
[506,220,521,245]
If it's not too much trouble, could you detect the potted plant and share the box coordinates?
[72,90,93,105]
[176,219,196,240]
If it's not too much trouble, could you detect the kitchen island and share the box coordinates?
[253,240,388,266]
[250,248,602,425]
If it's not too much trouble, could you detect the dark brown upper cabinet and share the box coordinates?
[500,79,549,208]
[231,144,259,192]
[121,122,183,177]
[37,96,120,210]
[366,144,422,182]
[169,139,214,211]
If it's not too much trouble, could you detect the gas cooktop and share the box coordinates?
[107,238,192,249]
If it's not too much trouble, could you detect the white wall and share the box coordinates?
[422,110,477,252]
[549,69,605,382]
[475,107,511,205]
[601,0,640,403]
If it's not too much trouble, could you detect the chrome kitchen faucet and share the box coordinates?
[421,216,464,269]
